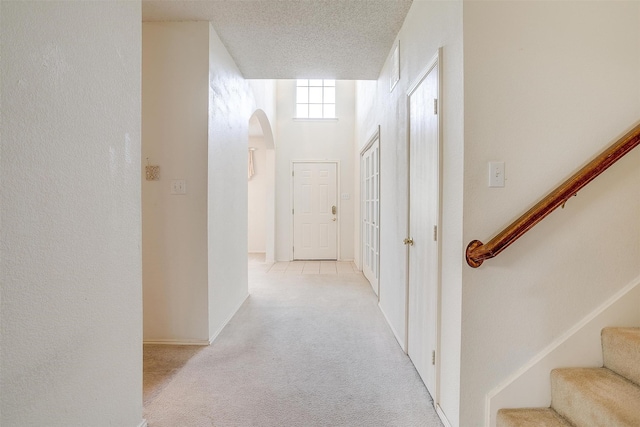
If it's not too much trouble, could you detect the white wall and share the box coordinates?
[249,80,278,141]
[142,22,210,343]
[355,2,464,425]
[1,2,143,426]
[248,136,268,252]
[207,23,255,340]
[275,80,357,261]
[143,22,259,344]
[461,2,640,426]
[248,80,278,261]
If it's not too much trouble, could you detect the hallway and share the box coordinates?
[143,255,443,426]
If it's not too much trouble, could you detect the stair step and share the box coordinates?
[602,327,640,386]
[496,407,573,427]
[551,367,640,427]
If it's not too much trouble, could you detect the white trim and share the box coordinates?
[143,339,210,346]
[137,420,148,427]
[143,294,249,346]
[360,126,381,299]
[436,404,453,427]
[360,125,381,155]
[407,50,440,97]
[209,293,250,344]
[293,118,339,122]
[485,273,640,427]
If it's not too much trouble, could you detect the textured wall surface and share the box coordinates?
[207,23,255,341]
[142,22,210,343]
[1,2,143,425]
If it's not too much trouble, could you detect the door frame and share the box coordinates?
[360,126,381,299]
[405,48,443,402]
[290,160,340,261]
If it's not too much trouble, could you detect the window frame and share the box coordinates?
[295,79,336,119]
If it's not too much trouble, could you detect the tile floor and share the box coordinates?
[248,253,360,276]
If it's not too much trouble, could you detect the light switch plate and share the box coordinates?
[489,162,505,187]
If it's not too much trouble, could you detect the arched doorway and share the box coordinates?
[247,109,276,263]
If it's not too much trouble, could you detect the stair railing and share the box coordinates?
[466,122,640,268]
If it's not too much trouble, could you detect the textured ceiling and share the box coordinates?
[142,0,413,80]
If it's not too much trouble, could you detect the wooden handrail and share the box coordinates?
[466,122,640,268]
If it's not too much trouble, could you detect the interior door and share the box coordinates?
[407,57,440,397]
[293,162,338,260]
[361,136,380,296]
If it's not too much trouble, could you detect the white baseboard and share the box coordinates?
[436,404,453,427]
[143,339,210,346]
[485,274,640,427]
[143,294,249,346]
[209,292,249,344]
[137,419,148,427]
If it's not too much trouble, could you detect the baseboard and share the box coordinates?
[209,292,249,344]
[378,302,406,352]
[436,404,453,427]
[485,274,640,427]
[143,294,249,346]
[143,339,210,346]
[137,419,148,427]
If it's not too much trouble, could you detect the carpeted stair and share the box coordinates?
[497,327,640,427]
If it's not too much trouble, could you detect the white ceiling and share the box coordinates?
[142,0,413,80]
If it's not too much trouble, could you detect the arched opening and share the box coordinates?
[248,109,276,264]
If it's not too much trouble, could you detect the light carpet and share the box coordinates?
[144,258,443,427]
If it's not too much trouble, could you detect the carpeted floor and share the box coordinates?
[143,255,444,427]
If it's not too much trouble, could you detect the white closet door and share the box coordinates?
[407,58,440,397]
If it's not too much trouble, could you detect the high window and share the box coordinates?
[296,79,336,119]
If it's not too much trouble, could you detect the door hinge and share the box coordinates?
[433,225,438,241]
[434,99,438,115]
[292,208,294,214]
[292,170,294,176]
[432,350,436,365]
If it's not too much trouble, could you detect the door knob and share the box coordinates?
[403,238,414,246]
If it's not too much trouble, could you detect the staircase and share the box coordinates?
[497,327,640,427]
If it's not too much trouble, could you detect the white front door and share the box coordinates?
[407,55,440,397]
[292,162,338,260]
[361,135,380,296]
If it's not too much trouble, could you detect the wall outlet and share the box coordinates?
[170,179,187,195]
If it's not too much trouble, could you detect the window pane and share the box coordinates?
[309,87,323,103]
[297,79,308,87]
[296,104,308,118]
[324,79,335,86]
[309,79,323,87]
[323,104,335,118]
[323,86,335,104]
[297,87,308,103]
[309,104,323,118]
